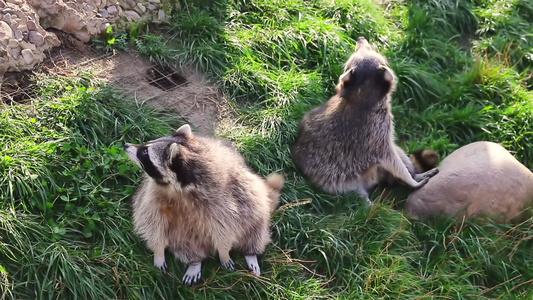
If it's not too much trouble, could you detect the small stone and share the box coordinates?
[98,9,109,18]
[3,13,10,24]
[20,48,33,64]
[9,47,19,59]
[157,9,165,20]
[28,31,44,46]
[0,20,12,40]
[20,41,36,51]
[137,3,146,13]
[0,1,5,9]
[147,4,156,10]
[126,0,136,8]
[100,22,110,33]
[26,20,36,31]
[8,39,18,48]
[107,6,117,14]
[148,0,160,3]
[1,8,12,14]
[14,30,22,40]
[124,10,141,21]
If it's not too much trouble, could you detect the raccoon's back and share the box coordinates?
[291,100,392,191]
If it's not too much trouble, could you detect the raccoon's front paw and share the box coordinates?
[221,259,235,271]
[244,255,261,277]
[183,262,202,287]
[154,256,168,274]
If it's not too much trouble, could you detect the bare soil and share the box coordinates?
[1,36,227,135]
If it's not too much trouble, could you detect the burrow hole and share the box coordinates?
[145,65,188,91]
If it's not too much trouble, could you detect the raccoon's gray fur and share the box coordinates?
[291,37,438,205]
[124,124,284,286]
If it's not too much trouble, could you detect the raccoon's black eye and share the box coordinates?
[142,148,148,156]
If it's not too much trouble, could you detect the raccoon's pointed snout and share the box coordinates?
[124,142,133,149]
[355,37,370,52]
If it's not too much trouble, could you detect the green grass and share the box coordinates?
[1,0,532,299]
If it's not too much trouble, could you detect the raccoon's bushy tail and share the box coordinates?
[266,173,284,213]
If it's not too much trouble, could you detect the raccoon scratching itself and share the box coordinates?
[124,124,284,286]
[291,37,438,206]
[379,146,440,186]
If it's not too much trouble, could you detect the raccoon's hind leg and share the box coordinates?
[356,187,372,207]
[218,246,235,271]
[237,225,270,276]
[153,247,168,273]
[145,237,168,273]
[172,246,207,286]
[244,255,261,276]
[380,151,432,189]
[183,262,202,287]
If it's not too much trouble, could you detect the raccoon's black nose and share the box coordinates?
[124,142,131,149]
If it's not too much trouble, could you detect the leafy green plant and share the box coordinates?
[92,26,128,52]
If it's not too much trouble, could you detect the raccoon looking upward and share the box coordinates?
[291,37,437,206]
[124,124,284,286]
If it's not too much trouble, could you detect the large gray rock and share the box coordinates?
[406,141,533,223]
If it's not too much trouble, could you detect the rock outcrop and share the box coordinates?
[0,0,176,75]
[406,141,533,223]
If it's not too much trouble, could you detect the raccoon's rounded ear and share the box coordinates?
[168,143,180,160]
[382,67,394,83]
[173,124,193,138]
[337,67,355,90]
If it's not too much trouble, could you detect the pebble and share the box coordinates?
[98,9,109,18]
[157,9,165,21]
[28,31,44,46]
[14,29,22,40]
[107,5,117,14]
[27,20,37,31]
[147,4,156,10]
[0,20,12,39]
[20,41,36,51]
[8,38,18,48]
[125,0,136,8]
[100,22,110,33]
[124,10,141,21]
[21,48,33,64]
[9,47,19,59]
[148,0,160,3]
[137,3,146,13]
[3,12,10,24]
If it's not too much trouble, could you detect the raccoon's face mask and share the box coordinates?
[124,124,195,186]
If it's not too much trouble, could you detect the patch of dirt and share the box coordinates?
[95,52,223,134]
[2,37,228,135]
